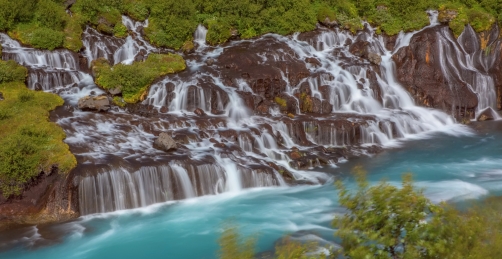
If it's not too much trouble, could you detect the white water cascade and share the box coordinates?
[2,12,492,216]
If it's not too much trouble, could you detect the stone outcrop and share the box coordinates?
[0,167,79,229]
[392,26,478,120]
[153,132,177,152]
[78,95,111,111]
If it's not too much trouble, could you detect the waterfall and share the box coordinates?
[2,13,490,216]
[194,25,208,46]
[78,163,280,214]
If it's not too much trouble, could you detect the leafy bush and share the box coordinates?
[0,81,76,198]
[95,53,186,103]
[0,60,27,83]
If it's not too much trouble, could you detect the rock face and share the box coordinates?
[153,132,177,152]
[78,95,111,111]
[392,26,479,120]
[367,52,382,65]
[0,167,79,228]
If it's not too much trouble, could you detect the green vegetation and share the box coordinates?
[274,97,287,109]
[0,60,76,197]
[218,166,502,258]
[94,53,186,103]
[1,0,500,51]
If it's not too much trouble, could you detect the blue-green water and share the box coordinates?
[2,122,502,259]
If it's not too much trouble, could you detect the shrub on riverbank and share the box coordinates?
[94,53,186,103]
[217,167,502,258]
[0,61,76,198]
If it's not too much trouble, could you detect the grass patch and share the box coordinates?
[0,61,76,197]
[94,53,186,103]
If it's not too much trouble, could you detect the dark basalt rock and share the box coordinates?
[194,108,206,116]
[392,26,478,120]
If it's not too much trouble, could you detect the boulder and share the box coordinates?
[0,92,3,101]
[206,58,214,66]
[367,52,382,65]
[153,132,177,152]
[194,108,206,116]
[108,87,122,96]
[320,17,337,28]
[305,57,322,68]
[77,95,110,111]
[477,108,496,121]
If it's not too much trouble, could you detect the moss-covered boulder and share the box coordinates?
[94,53,186,104]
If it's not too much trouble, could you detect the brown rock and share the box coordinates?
[108,87,122,96]
[153,132,177,152]
[77,95,110,112]
[367,52,382,65]
[194,108,206,116]
[305,57,322,67]
[477,108,496,121]
[392,26,478,120]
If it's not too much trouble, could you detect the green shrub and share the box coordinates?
[0,80,76,198]
[34,0,68,31]
[0,60,27,83]
[113,23,128,38]
[95,53,186,103]
[206,18,232,45]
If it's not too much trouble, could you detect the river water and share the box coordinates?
[2,121,501,259]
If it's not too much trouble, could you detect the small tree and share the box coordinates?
[333,166,449,258]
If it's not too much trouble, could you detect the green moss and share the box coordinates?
[95,53,186,103]
[113,23,128,38]
[113,96,127,107]
[299,93,313,113]
[10,24,65,50]
[64,14,85,52]
[0,60,27,83]
[0,61,76,197]
[181,40,194,53]
[274,97,287,108]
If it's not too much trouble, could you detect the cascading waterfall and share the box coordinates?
[1,11,490,216]
[78,164,280,214]
[194,25,208,46]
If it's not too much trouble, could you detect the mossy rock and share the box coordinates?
[94,53,186,104]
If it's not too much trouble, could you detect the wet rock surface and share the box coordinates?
[77,95,110,111]
[393,26,479,120]
[1,14,501,222]
[153,132,177,152]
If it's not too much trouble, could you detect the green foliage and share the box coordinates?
[274,97,287,108]
[0,60,27,83]
[113,23,128,38]
[218,224,255,259]
[94,53,186,103]
[1,0,501,49]
[34,0,68,31]
[0,81,76,197]
[334,166,445,258]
